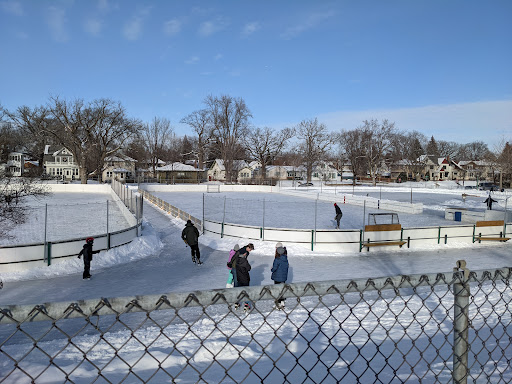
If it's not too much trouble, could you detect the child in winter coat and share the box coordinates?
[226,244,240,288]
[271,242,289,309]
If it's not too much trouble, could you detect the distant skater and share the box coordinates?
[78,237,100,279]
[334,203,343,229]
[182,220,202,264]
[271,242,289,309]
[484,195,497,210]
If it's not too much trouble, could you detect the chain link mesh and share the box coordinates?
[1,267,511,383]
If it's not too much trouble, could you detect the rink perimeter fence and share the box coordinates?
[0,180,143,272]
[139,186,510,252]
[0,263,511,383]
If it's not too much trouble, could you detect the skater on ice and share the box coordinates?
[231,243,254,311]
[484,195,497,210]
[78,237,100,279]
[182,219,202,264]
[271,242,289,309]
[334,203,343,229]
[226,244,239,288]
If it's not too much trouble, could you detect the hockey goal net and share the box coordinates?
[207,184,221,193]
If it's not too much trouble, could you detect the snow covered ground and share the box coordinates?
[0,181,510,383]
[0,192,130,246]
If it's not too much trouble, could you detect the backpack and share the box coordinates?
[227,251,239,269]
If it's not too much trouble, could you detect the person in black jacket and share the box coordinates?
[232,243,255,311]
[334,203,343,229]
[484,195,497,210]
[182,220,202,264]
[78,237,100,279]
[235,243,254,287]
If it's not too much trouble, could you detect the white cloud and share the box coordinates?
[84,18,102,36]
[242,21,260,37]
[97,0,112,12]
[198,17,228,37]
[318,100,512,148]
[214,53,223,61]
[1,0,23,15]
[281,10,336,40]
[45,5,69,42]
[123,7,151,41]
[185,56,200,64]
[163,18,181,37]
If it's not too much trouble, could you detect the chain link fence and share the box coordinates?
[1,264,511,383]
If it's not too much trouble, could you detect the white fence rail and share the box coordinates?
[139,188,511,252]
[0,183,142,272]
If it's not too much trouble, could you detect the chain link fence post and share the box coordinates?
[453,260,470,384]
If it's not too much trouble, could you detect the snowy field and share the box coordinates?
[0,192,131,246]
[0,181,511,383]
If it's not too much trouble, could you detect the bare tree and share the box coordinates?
[0,169,49,239]
[142,117,174,176]
[493,138,512,189]
[9,97,142,184]
[180,109,211,170]
[205,95,252,182]
[338,128,368,186]
[296,118,334,183]
[437,140,459,159]
[2,105,56,168]
[360,119,395,185]
[243,126,295,179]
[0,121,23,163]
[389,131,427,180]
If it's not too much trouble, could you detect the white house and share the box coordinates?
[6,152,25,177]
[311,162,340,182]
[207,159,248,181]
[423,156,463,181]
[43,146,80,181]
[156,162,204,183]
[102,155,137,182]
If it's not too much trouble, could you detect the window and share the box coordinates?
[107,172,112,178]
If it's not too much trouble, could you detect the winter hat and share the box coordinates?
[276,247,285,255]
[275,242,283,249]
[186,219,192,224]
[86,237,94,243]
[233,244,240,251]
[334,203,337,206]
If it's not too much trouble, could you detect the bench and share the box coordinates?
[473,220,510,243]
[362,224,406,251]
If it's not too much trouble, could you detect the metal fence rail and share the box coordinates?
[1,264,511,383]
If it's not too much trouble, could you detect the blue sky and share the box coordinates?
[1,0,511,149]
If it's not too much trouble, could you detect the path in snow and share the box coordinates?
[1,199,511,307]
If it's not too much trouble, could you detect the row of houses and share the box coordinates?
[2,146,499,183]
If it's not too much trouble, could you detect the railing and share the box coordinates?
[0,183,142,272]
[138,189,202,231]
[1,263,510,383]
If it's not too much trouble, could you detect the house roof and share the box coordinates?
[211,159,248,171]
[157,162,202,172]
[105,154,137,162]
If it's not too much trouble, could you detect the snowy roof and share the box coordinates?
[157,162,202,172]
[212,159,248,171]
[105,155,137,162]
[112,168,130,173]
